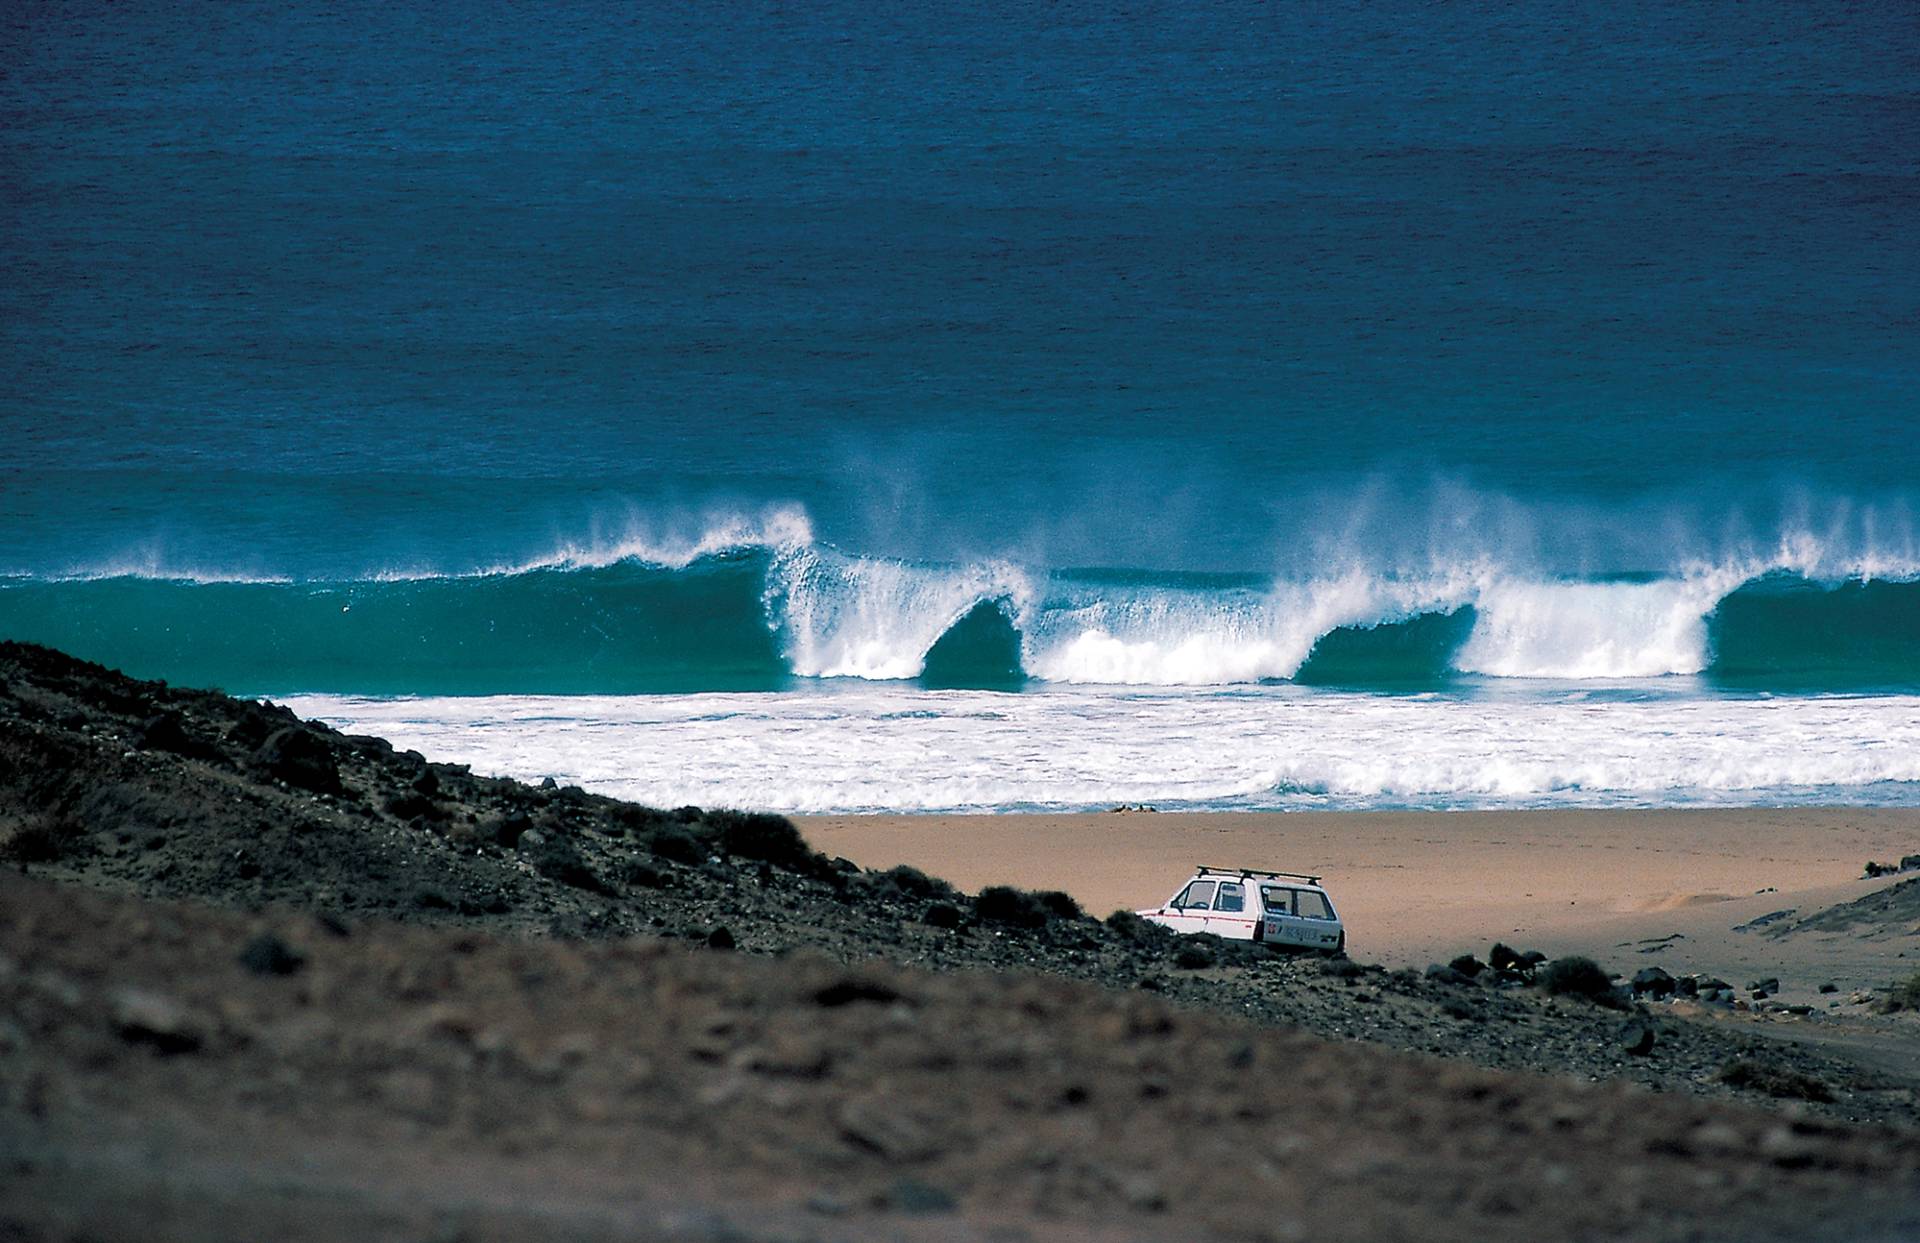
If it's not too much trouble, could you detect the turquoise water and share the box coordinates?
[4,3,1918,808]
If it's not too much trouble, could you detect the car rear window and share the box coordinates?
[1261,886,1293,915]
[1296,890,1334,920]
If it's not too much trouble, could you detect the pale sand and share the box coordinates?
[797,808,1920,1002]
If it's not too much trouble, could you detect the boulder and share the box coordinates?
[136,711,218,762]
[1448,954,1486,978]
[1631,966,1675,998]
[1619,1019,1657,1056]
[253,727,342,795]
[490,810,533,847]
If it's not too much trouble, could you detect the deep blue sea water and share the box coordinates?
[4,2,1918,810]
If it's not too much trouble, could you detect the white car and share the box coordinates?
[1138,866,1345,953]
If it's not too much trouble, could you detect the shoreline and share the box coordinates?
[798,807,1920,998]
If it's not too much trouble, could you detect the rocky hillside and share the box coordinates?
[0,640,1911,1126]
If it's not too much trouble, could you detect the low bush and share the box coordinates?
[1034,890,1082,921]
[880,864,959,902]
[645,824,707,866]
[974,885,1050,928]
[1173,940,1217,970]
[1718,1059,1834,1103]
[1538,956,1619,1005]
[706,810,821,874]
[526,836,610,895]
[1877,972,1920,1014]
[922,901,964,928]
[1105,909,1171,946]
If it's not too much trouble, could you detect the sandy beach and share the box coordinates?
[800,808,1920,999]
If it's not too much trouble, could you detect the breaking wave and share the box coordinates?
[3,512,1920,694]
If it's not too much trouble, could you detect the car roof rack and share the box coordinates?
[1197,865,1323,886]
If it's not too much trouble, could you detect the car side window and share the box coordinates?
[1177,880,1216,910]
[1296,890,1333,920]
[1261,886,1293,915]
[1215,882,1244,913]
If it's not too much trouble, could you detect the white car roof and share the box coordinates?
[1187,866,1331,894]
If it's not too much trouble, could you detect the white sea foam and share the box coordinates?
[286,685,1920,814]
[1453,574,1735,679]
[1017,572,1473,685]
[768,545,1034,680]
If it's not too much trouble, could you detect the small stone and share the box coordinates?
[1619,1019,1656,1056]
[1818,982,1837,994]
[706,926,736,951]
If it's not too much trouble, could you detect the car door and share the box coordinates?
[1156,879,1215,934]
[1207,880,1256,940]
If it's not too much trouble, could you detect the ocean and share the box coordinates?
[4,2,1917,812]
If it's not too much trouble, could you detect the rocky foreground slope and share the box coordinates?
[2,641,1919,1240]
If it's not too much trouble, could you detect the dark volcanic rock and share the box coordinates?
[1619,1019,1657,1056]
[1448,954,1486,978]
[1488,943,1526,972]
[1631,966,1676,998]
[136,712,218,762]
[253,727,342,795]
